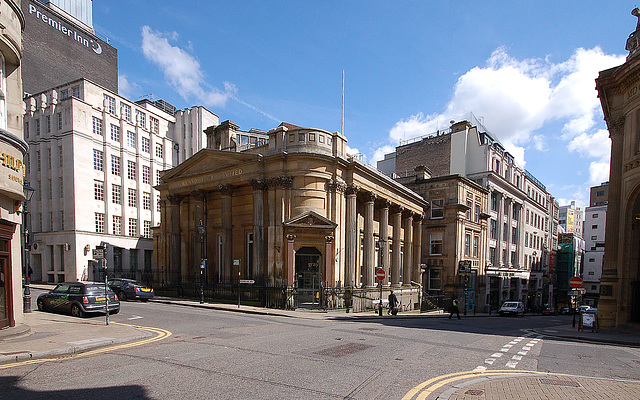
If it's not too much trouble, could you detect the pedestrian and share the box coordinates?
[449,296,460,319]
[388,290,399,315]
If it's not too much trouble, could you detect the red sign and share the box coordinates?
[569,277,583,288]
[376,268,386,281]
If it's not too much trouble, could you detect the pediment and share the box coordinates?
[284,211,338,229]
[161,149,260,182]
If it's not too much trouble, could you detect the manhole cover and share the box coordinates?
[539,378,582,388]
[464,389,484,395]
[314,343,374,357]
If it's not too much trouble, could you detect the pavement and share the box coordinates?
[1,284,638,399]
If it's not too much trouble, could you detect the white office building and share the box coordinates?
[24,78,218,283]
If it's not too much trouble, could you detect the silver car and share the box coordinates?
[498,301,525,317]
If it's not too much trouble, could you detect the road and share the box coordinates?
[2,291,639,399]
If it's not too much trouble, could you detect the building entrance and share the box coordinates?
[0,226,12,329]
[295,247,322,308]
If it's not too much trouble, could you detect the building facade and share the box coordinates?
[0,0,26,329]
[595,8,640,327]
[23,78,217,284]
[398,170,489,313]
[558,201,584,239]
[155,121,427,310]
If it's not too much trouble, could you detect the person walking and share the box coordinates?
[388,290,399,315]
[449,296,461,319]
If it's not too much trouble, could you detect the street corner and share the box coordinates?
[402,370,640,400]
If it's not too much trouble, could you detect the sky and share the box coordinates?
[92,1,634,209]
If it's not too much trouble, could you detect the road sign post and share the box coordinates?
[376,268,386,316]
[569,277,584,328]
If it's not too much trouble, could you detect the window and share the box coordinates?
[127,160,136,180]
[466,200,472,220]
[92,117,103,135]
[113,216,122,235]
[431,199,444,219]
[464,233,471,257]
[25,121,29,138]
[473,236,479,257]
[111,155,121,176]
[512,205,519,219]
[143,221,152,238]
[512,227,518,244]
[429,232,443,255]
[128,218,138,237]
[95,213,105,233]
[142,165,150,184]
[143,192,151,210]
[593,213,599,218]
[36,151,41,171]
[591,235,597,240]
[150,116,159,134]
[141,137,150,153]
[157,195,161,212]
[491,193,498,211]
[504,200,509,215]
[47,148,51,169]
[94,181,104,201]
[104,94,116,114]
[136,110,146,128]
[60,89,69,99]
[112,184,121,204]
[36,118,40,135]
[128,188,137,207]
[489,247,497,266]
[59,177,64,197]
[428,269,441,291]
[156,170,161,185]
[121,103,131,122]
[474,205,480,223]
[58,146,63,167]
[46,115,51,133]
[110,124,120,142]
[60,211,64,230]
[155,143,164,158]
[490,220,498,240]
[503,223,508,242]
[592,224,598,229]
[126,131,135,148]
[510,251,517,266]
[589,258,596,262]
[93,150,103,171]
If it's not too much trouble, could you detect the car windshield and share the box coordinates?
[84,286,108,295]
[502,302,518,307]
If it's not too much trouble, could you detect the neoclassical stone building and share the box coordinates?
[595,8,640,328]
[154,121,427,308]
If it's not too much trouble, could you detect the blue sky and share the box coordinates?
[93,1,633,209]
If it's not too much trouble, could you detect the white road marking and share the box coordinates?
[505,361,518,368]
[522,346,532,351]
[485,358,495,365]
[127,315,144,320]
[512,355,522,361]
[518,351,528,356]
[474,366,487,371]
[491,353,503,358]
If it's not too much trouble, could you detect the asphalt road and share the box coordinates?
[2,291,639,399]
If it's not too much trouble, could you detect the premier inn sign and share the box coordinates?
[28,2,103,55]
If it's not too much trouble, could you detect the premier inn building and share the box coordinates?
[154,121,427,310]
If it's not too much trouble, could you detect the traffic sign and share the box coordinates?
[92,249,104,259]
[376,268,386,281]
[239,279,255,284]
[569,277,583,288]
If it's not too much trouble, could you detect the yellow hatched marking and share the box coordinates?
[0,323,172,370]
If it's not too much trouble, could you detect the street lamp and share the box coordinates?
[196,220,205,304]
[376,238,386,316]
[21,181,36,313]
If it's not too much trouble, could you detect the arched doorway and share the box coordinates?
[295,247,322,308]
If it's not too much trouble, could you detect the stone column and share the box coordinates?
[250,178,266,283]
[402,209,413,285]
[192,190,207,277]
[325,236,334,286]
[363,191,376,287]
[391,205,404,286]
[344,185,359,287]
[219,184,234,283]
[327,180,346,286]
[378,199,390,284]
[168,195,182,284]
[601,116,625,327]
[286,234,296,286]
[412,213,423,284]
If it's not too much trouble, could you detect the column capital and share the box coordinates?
[250,178,267,191]
[363,191,377,203]
[326,179,347,193]
[402,209,414,219]
[346,185,360,196]
[413,213,424,222]
[191,190,207,201]
[377,198,391,209]
[267,175,293,189]
[391,204,404,214]
[218,184,234,197]
[286,234,296,241]
[606,116,625,137]
[167,194,182,205]
[325,235,334,243]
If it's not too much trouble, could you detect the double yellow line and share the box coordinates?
[0,323,172,370]
[402,369,549,400]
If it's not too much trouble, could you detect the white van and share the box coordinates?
[498,301,525,317]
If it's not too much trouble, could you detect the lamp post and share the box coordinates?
[21,181,36,314]
[377,238,386,317]
[196,220,205,304]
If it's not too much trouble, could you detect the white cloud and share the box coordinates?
[141,25,232,107]
[568,129,611,184]
[118,74,141,100]
[376,46,625,183]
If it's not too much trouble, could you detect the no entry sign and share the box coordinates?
[376,268,386,281]
[569,276,584,288]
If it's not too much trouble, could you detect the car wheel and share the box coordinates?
[141,299,149,303]
[37,298,46,311]
[110,308,120,315]
[118,291,127,301]
[71,304,84,318]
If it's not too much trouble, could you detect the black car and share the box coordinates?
[108,278,154,302]
[37,282,120,317]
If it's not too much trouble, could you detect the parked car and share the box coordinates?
[37,282,120,318]
[541,306,557,316]
[498,301,525,317]
[559,307,572,315]
[108,278,154,302]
